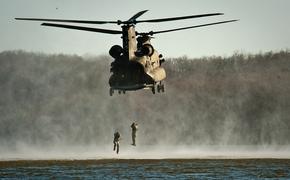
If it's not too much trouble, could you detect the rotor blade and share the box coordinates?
[15,18,118,24]
[140,20,238,35]
[135,13,224,23]
[41,23,122,34]
[127,10,148,22]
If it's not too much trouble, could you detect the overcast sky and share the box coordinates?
[1,0,289,58]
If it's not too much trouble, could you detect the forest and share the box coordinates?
[0,50,290,151]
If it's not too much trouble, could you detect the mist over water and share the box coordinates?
[0,50,290,160]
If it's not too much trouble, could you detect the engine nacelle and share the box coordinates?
[109,45,123,59]
[135,44,154,57]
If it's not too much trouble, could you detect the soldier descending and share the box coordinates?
[131,122,138,146]
[113,131,121,154]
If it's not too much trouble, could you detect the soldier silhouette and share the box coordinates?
[131,122,138,146]
[113,131,121,154]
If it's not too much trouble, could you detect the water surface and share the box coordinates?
[1,159,289,179]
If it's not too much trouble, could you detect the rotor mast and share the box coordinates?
[122,25,137,61]
[120,10,148,61]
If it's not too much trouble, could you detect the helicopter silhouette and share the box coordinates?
[16,10,237,96]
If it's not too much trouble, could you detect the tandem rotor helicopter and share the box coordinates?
[16,10,237,96]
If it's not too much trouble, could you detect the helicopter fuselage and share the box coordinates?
[108,25,166,95]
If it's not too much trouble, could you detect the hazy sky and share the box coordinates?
[1,0,289,57]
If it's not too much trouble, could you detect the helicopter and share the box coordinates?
[15,10,237,96]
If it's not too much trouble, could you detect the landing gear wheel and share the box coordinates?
[157,84,161,93]
[109,88,114,96]
[118,90,121,94]
[152,85,155,94]
[161,84,165,92]
[157,82,165,93]
[122,90,126,94]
